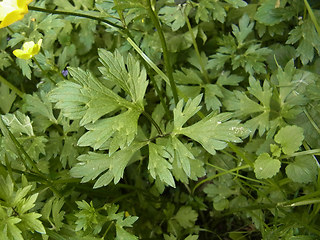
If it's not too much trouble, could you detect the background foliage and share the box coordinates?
[1,0,320,239]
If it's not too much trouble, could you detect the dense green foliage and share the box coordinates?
[1,0,320,239]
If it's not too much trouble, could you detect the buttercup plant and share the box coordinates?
[0,0,320,239]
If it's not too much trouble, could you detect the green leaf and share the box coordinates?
[159,5,187,31]
[0,51,12,70]
[20,212,46,234]
[70,142,146,188]
[49,67,131,126]
[204,84,223,111]
[173,206,198,228]
[78,109,140,155]
[184,235,199,240]
[225,76,273,136]
[232,14,254,46]
[274,125,304,155]
[1,112,34,136]
[24,91,57,124]
[98,49,148,108]
[60,134,79,168]
[171,137,194,177]
[285,155,318,183]
[208,16,271,75]
[224,0,247,8]
[0,83,16,114]
[195,0,226,23]
[148,142,175,188]
[16,59,32,80]
[286,19,320,65]
[115,225,138,240]
[254,153,281,179]
[255,0,295,26]
[173,94,202,130]
[0,175,14,202]
[176,110,248,155]
[52,198,65,231]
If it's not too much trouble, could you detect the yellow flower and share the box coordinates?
[0,0,33,28]
[13,39,42,60]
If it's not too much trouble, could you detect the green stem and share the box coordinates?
[280,149,320,158]
[0,75,24,98]
[148,70,171,118]
[33,58,57,84]
[0,116,44,177]
[28,6,125,30]
[227,142,254,168]
[126,36,170,85]
[142,111,163,136]
[192,164,250,194]
[184,8,210,84]
[146,0,178,105]
[304,108,320,135]
[304,0,320,37]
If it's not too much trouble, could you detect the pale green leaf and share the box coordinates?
[148,143,175,188]
[20,212,46,234]
[225,76,273,136]
[98,49,148,108]
[173,94,202,130]
[6,217,23,240]
[159,5,188,31]
[1,112,34,136]
[274,125,304,155]
[0,175,14,202]
[24,91,57,124]
[70,142,145,188]
[49,67,130,126]
[195,0,226,23]
[78,109,140,155]
[171,137,194,177]
[232,14,254,45]
[285,156,318,183]
[204,84,223,111]
[177,112,248,155]
[254,153,281,179]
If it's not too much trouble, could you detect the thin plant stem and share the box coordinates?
[142,111,163,136]
[146,0,179,105]
[0,75,24,98]
[33,58,57,84]
[0,116,44,177]
[192,164,250,194]
[184,8,210,84]
[304,108,320,135]
[304,0,320,37]
[28,6,125,30]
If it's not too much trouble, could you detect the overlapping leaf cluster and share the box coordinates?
[0,0,320,239]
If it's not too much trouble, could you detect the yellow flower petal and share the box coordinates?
[13,39,42,60]
[0,0,33,28]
